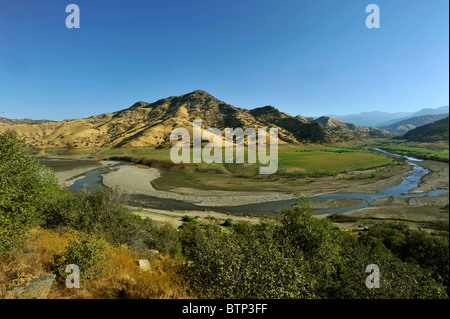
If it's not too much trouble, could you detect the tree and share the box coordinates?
[0,130,58,255]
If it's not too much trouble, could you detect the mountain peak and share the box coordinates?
[186,90,216,98]
[190,89,210,95]
[250,105,280,114]
[130,101,150,108]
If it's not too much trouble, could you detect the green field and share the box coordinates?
[370,140,449,162]
[277,144,393,173]
[39,143,395,174]
[37,143,406,192]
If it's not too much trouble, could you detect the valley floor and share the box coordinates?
[50,155,449,231]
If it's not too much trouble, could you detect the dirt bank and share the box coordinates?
[102,164,295,207]
[310,198,364,209]
[408,160,449,193]
[131,207,262,228]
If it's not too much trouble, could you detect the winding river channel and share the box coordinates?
[39,148,449,216]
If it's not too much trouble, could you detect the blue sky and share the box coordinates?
[0,0,448,120]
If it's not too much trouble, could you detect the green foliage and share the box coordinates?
[40,187,182,258]
[181,215,198,224]
[333,241,447,299]
[42,187,131,236]
[366,223,408,256]
[372,140,449,162]
[326,214,358,223]
[366,224,449,293]
[180,221,315,299]
[52,233,109,281]
[0,130,58,255]
[402,231,449,291]
[180,203,448,299]
[276,204,346,295]
[139,217,182,258]
[222,218,233,227]
[180,201,347,299]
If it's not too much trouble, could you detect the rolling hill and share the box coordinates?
[402,117,449,142]
[0,90,392,149]
[0,117,55,127]
[311,116,391,139]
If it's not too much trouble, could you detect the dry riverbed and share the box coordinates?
[102,164,295,207]
[47,156,449,229]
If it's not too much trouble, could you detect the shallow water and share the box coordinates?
[311,148,448,215]
[68,166,112,191]
[39,149,449,216]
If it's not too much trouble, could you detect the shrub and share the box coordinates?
[181,215,197,224]
[0,130,58,255]
[52,233,109,281]
[222,218,233,227]
[365,223,449,293]
[179,202,448,299]
[180,221,315,299]
[40,187,182,258]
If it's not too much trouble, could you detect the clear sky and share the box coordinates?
[0,0,448,120]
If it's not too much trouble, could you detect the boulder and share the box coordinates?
[138,259,151,271]
[2,274,56,299]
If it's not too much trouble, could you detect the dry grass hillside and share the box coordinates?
[312,116,392,139]
[0,90,392,149]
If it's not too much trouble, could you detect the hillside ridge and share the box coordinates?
[0,90,392,148]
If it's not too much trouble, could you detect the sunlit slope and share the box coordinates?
[0,90,392,148]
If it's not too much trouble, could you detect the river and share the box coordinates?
[38,149,449,216]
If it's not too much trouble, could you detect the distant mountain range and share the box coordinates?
[402,117,449,142]
[328,106,449,127]
[379,113,449,135]
[0,90,391,148]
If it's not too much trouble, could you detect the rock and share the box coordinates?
[138,259,151,271]
[149,249,159,256]
[2,274,56,299]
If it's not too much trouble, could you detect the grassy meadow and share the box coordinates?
[370,140,449,162]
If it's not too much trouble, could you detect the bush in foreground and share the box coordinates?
[40,187,182,258]
[0,130,58,256]
[180,205,448,299]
